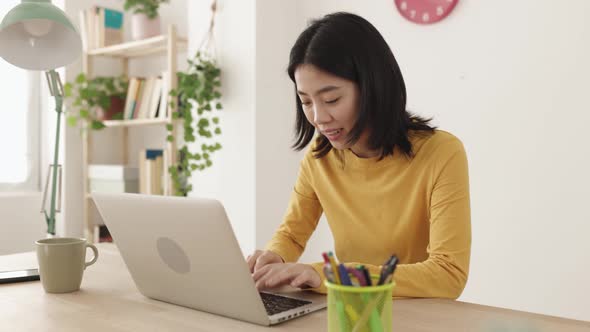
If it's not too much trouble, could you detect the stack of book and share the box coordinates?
[89,164,139,194]
[123,74,170,120]
[79,6,124,50]
[139,149,166,195]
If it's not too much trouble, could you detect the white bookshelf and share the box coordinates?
[82,25,185,243]
[102,118,171,127]
[87,35,188,58]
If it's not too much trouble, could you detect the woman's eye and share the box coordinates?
[325,98,340,104]
[301,101,312,107]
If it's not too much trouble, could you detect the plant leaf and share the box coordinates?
[75,73,86,84]
[64,83,72,97]
[66,116,77,127]
[90,120,106,130]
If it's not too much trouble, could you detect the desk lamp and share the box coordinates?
[0,0,82,235]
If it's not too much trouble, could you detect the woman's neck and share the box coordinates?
[349,145,380,158]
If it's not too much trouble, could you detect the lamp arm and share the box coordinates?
[40,69,64,235]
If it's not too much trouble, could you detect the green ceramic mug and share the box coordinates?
[35,237,99,293]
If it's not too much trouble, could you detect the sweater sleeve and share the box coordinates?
[309,141,471,298]
[264,151,323,263]
[391,141,471,299]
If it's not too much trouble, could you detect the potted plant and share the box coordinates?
[64,74,129,130]
[124,0,169,40]
[167,51,223,196]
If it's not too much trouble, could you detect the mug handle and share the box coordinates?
[84,244,99,269]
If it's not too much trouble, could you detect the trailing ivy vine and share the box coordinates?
[167,51,222,196]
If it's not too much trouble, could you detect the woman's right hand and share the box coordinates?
[247,250,284,273]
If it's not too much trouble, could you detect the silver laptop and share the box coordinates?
[92,193,326,326]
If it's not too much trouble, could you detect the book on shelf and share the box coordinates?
[148,78,163,119]
[120,75,169,120]
[78,10,88,50]
[136,77,156,119]
[123,78,140,120]
[158,71,170,119]
[139,149,165,195]
[103,8,124,46]
[132,79,145,119]
[79,7,123,49]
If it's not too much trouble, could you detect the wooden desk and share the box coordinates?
[1,244,588,331]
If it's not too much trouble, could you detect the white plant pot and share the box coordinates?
[131,13,161,40]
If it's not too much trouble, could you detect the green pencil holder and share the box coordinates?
[325,277,394,332]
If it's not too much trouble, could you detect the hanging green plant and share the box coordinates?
[167,51,223,196]
[64,74,128,130]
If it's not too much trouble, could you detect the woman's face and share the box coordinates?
[294,64,376,158]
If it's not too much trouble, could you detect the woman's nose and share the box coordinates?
[313,105,330,125]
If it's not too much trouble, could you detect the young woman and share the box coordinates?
[247,12,471,299]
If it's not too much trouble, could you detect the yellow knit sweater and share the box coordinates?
[265,130,471,299]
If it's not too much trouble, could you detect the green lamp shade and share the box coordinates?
[0,0,82,70]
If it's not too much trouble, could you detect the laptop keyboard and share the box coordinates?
[259,292,312,316]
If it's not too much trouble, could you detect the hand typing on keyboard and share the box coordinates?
[251,261,322,290]
[247,250,284,273]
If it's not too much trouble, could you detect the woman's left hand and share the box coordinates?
[252,262,321,290]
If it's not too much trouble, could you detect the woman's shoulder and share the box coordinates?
[410,129,466,158]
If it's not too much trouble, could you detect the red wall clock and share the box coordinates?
[394,0,459,25]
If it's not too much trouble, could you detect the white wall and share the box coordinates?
[254,0,306,252]
[291,0,590,322]
[187,0,257,255]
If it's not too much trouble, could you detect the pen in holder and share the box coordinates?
[325,276,394,332]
